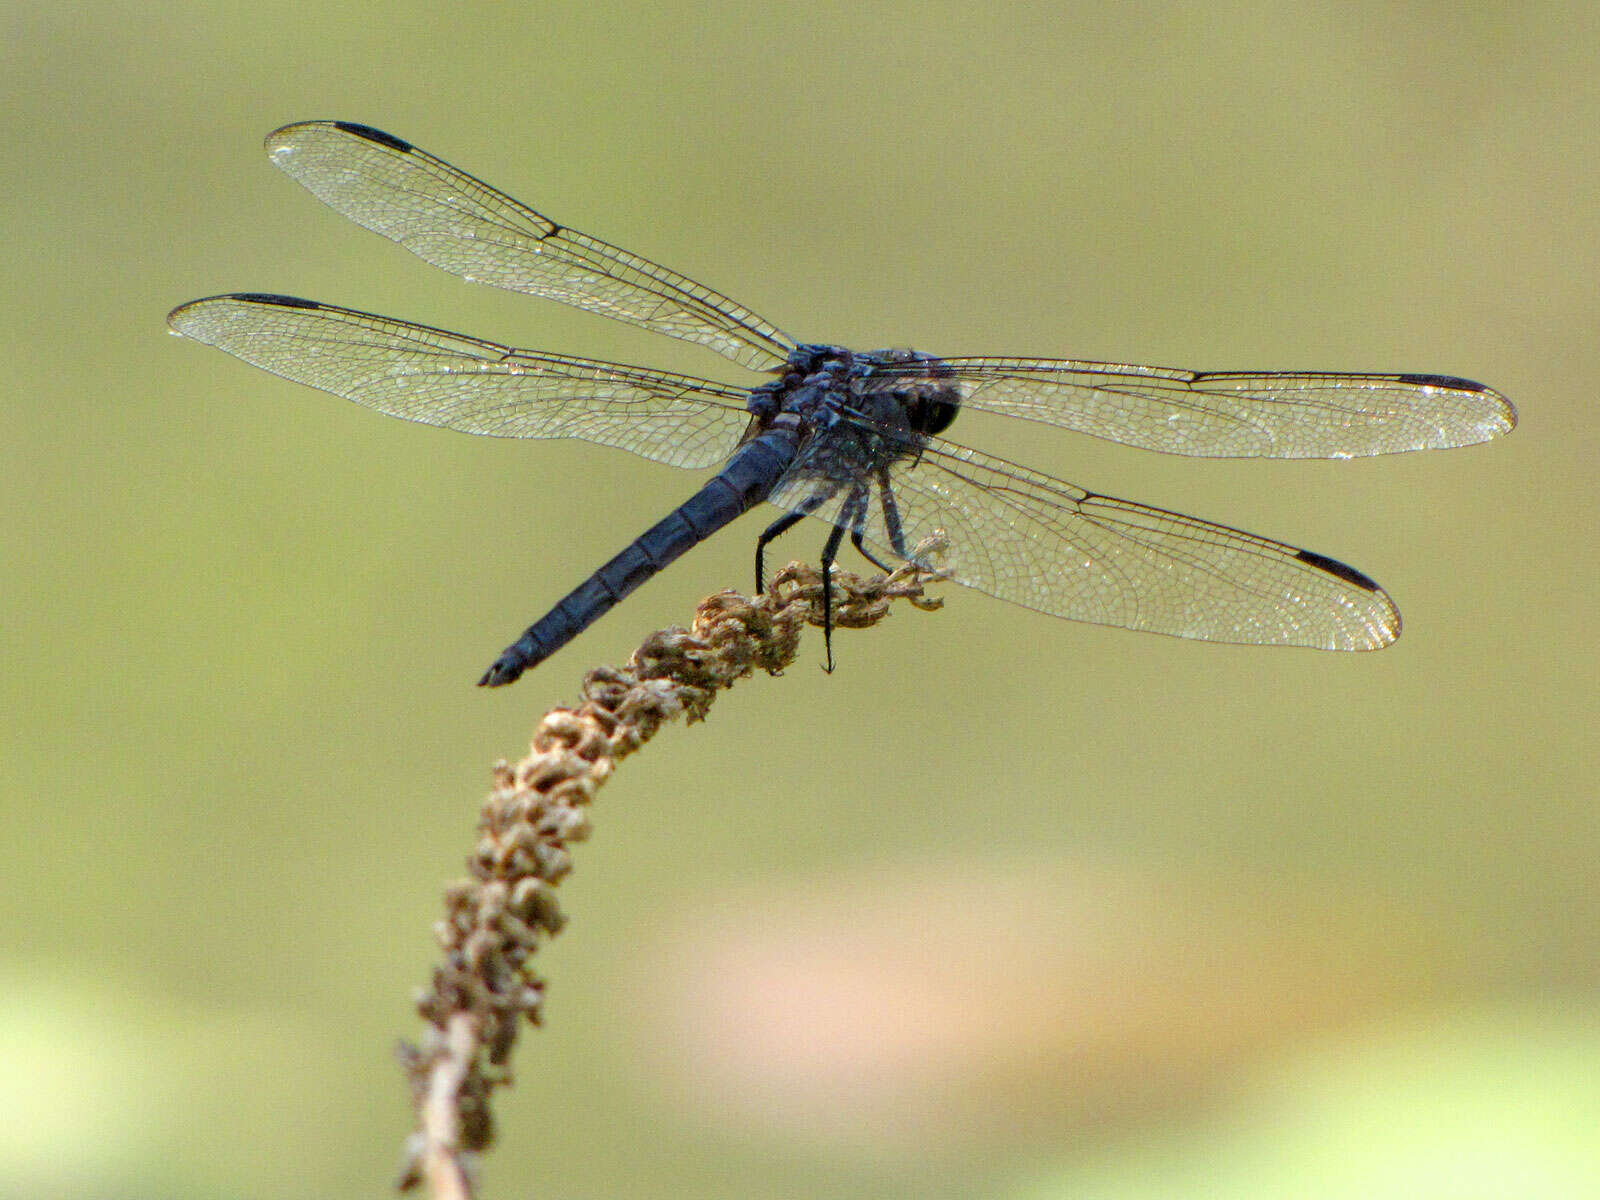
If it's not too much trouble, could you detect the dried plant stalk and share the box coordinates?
[396,554,944,1196]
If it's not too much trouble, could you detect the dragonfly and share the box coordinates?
[169,121,1516,687]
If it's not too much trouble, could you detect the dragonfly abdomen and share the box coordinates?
[478,426,800,686]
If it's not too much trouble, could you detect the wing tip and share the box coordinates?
[1480,387,1518,438]
[264,120,414,156]
[1291,548,1402,650]
[1397,374,1518,444]
[1358,608,1402,650]
[167,293,323,333]
[263,120,326,151]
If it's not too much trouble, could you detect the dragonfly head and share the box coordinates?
[859,349,963,437]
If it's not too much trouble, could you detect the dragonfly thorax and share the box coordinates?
[750,343,962,443]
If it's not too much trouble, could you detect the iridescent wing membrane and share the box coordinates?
[169,296,753,469]
[779,358,1515,650]
[170,121,1516,663]
[861,357,1514,458]
[769,426,1403,651]
[263,120,796,372]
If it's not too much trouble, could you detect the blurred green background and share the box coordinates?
[3,2,1596,1197]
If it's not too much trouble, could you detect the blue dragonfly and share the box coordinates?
[169,122,1515,686]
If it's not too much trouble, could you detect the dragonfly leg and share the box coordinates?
[848,467,908,572]
[875,468,913,560]
[754,484,837,591]
[817,487,870,672]
[754,510,806,592]
[817,516,849,674]
[849,530,894,573]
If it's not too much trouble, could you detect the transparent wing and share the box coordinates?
[865,357,1515,458]
[768,427,1399,650]
[262,121,797,372]
[167,294,753,469]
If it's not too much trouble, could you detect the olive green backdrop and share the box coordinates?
[3,2,1596,1197]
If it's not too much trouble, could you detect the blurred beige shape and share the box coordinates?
[629,857,1421,1158]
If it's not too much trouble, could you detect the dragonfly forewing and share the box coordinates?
[865,358,1515,458]
[263,121,797,372]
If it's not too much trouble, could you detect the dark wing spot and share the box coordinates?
[230,293,323,309]
[1296,549,1380,591]
[1396,373,1486,392]
[332,122,413,153]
